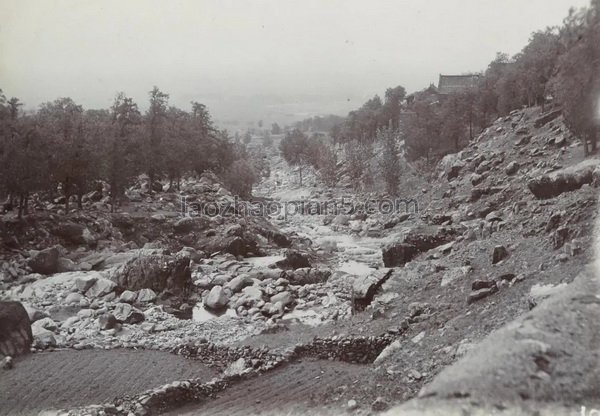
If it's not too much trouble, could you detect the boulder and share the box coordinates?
[467,286,498,304]
[383,225,453,267]
[470,186,503,202]
[241,285,263,301]
[514,134,532,146]
[136,288,157,303]
[32,326,57,349]
[270,291,293,307]
[505,161,519,175]
[85,277,117,298]
[111,255,191,295]
[113,303,145,324]
[224,357,251,377]
[205,286,230,310]
[152,181,163,193]
[28,246,60,275]
[470,173,484,186]
[53,222,96,246]
[225,274,252,293]
[382,243,418,268]
[533,109,561,128]
[200,235,259,257]
[439,154,465,180]
[173,217,196,234]
[0,301,32,357]
[492,245,509,264]
[64,292,83,305]
[225,224,243,237]
[352,269,394,310]
[74,273,100,293]
[176,247,204,263]
[119,290,137,304]
[275,250,311,270]
[97,313,118,330]
[2,356,13,370]
[284,268,331,285]
[527,160,600,199]
[23,304,46,323]
[31,317,58,332]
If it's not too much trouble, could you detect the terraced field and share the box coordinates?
[0,349,218,416]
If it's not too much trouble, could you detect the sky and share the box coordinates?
[0,0,591,127]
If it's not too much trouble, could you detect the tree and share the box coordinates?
[279,129,319,186]
[38,97,86,211]
[516,29,562,109]
[145,86,169,187]
[243,130,252,145]
[316,143,338,187]
[378,127,402,195]
[224,159,257,198]
[271,122,282,135]
[0,93,49,217]
[106,92,141,211]
[440,93,468,152]
[262,131,273,147]
[403,92,442,164]
[383,86,407,129]
[552,1,600,155]
[345,139,373,190]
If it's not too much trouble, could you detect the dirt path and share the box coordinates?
[0,349,218,416]
[164,359,374,416]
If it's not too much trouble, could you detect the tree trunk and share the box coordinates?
[299,166,303,187]
[17,194,24,219]
[77,192,83,210]
[469,118,473,140]
[64,178,70,212]
[148,170,155,195]
[23,193,28,215]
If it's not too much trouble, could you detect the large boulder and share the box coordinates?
[204,286,229,311]
[275,250,311,270]
[112,303,145,324]
[0,301,33,357]
[527,160,600,199]
[383,225,454,267]
[382,243,418,268]
[111,255,191,295]
[200,235,259,257]
[28,246,60,275]
[284,268,331,285]
[439,154,465,180]
[533,108,561,128]
[172,217,210,234]
[31,326,57,349]
[52,222,96,246]
[270,291,293,307]
[352,269,394,310]
[225,274,252,293]
[74,272,101,293]
[85,277,117,298]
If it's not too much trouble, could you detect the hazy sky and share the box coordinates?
[0,0,591,125]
